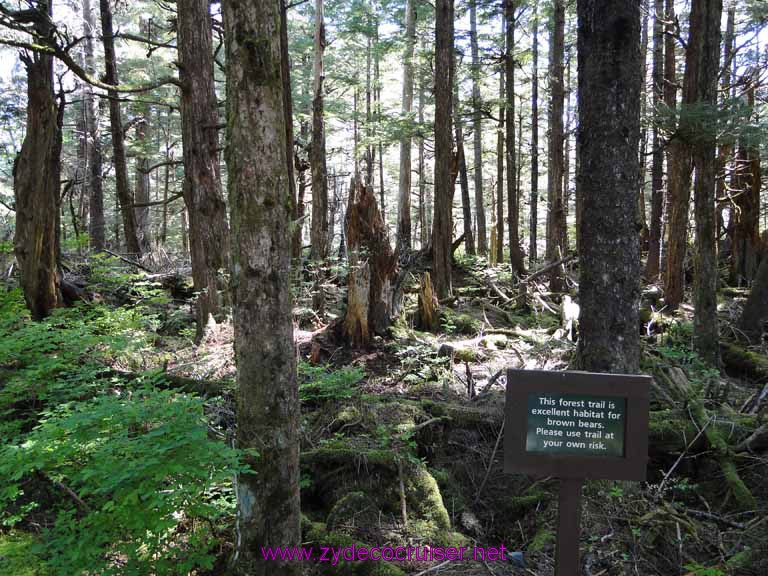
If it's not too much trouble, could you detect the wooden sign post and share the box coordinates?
[504,369,650,576]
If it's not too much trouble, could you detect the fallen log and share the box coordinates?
[721,342,768,381]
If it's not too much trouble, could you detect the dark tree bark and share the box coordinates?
[740,253,768,342]
[576,0,642,374]
[638,2,650,249]
[505,0,525,273]
[13,0,61,320]
[177,0,231,339]
[432,0,454,299]
[455,74,475,256]
[99,0,141,256]
[547,0,566,291]
[691,0,723,366]
[529,2,539,265]
[664,0,721,316]
[83,0,104,251]
[222,0,300,573]
[644,0,665,281]
[470,0,487,255]
[396,0,416,254]
[281,0,298,261]
[310,0,328,265]
[729,84,761,285]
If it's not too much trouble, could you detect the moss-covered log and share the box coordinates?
[303,519,406,576]
[689,399,756,509]
[721,342,768,381]
[301,447,454,543]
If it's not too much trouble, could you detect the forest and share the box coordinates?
[0,0,767,574]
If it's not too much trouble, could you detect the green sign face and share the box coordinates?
[526,393,626,457]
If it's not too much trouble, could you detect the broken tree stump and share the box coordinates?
[341,182,398,347]
[417,272,440,332]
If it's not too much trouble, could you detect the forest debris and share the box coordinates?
[688,398,757,509]
[100,248,153,273]
[734,425,768,454]
[519,253,577,286]
[474,420,504,504]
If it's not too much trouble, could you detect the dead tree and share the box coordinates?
[341,182,399,348]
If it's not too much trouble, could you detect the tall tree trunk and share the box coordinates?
[660,0,676,272]
[496,15,505,266]
[638,1,650,248]
[177,0,231,339]
[396,0,416,253]
[662,0,694,309]
[418,62,428,248]
[505,0,525,273]
[222,0,300,573]
[455,73,476,256]
[83,0,104,251]
[470,0,487,255]
[310,0,329,313]
[729,127,762,285]
[99,0,141,256]
[134,113,152,253]
[547,0,566,291]
[328,172,338,252]
[310,0,329,264]
[432,0,454,298]
[740,253,768,343]
[281,0,299,261]
[645,0,665,280]
[375,18,385,223]
[365,32,374,188]
[716,5,736,243]
[663,0,721,312]
[691,0,723,367]
[13,0,61,320]
[577,0,642,374]
[529,2,539,264]
[563,50,572,245]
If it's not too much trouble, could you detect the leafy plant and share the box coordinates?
[0,385,246,575]
[298,362,364,402]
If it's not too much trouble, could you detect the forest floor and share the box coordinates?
[1,254,767,576]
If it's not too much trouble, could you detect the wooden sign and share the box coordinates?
[504,369,651,576]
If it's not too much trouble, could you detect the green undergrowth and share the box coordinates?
[0,530,46,575]
[0,290,247,575]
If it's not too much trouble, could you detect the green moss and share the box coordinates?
[499,491,546,516]
[479,334,508,350]
[404,464,451,541]
[327,492,376,531]
[441,310,482,335]
[0,531,45,576]
[529,528,555,553]
[303,521,406,576]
